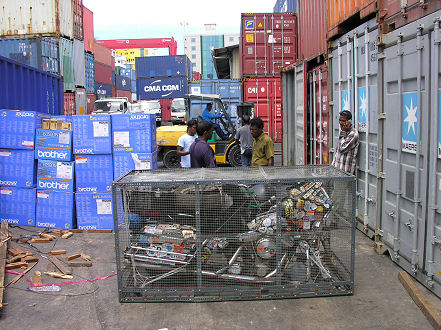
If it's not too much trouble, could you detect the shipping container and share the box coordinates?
[60,38,75,92]
[135,55,192,78]
[75,88,87,115]
[95,83,112,99]
[86,93,96,114]
[0,55,63,115]
[0,0,73,39]
[131,80,136,93]
[193,72,202,80]
[189,79,242,120]
[136,76,188,100]
[120,67,136,80]
[94,42,113,67]
[64,92,76,116]
[114,89,132,102]
[327,0,377,40]
[201,35,224,79]
[83,6,94,53]
[95,62,113,85]
[73,0,84,40]
[0,37,60,75]
[74,39,86,87]
[273,0,298,13]
[298,0,327,61]
[159,99,172,121]
[378,0,441,34]
[240,13,298,77]
[115,75,131,91]
[85,52,95,93]
[243,76,282,142]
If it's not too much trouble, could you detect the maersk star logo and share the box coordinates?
[358,87,367,124]
[402,92,418,143]
[342,90,350,112]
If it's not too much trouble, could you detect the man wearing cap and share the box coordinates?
[332,110,359,175]
[201,103,227,140]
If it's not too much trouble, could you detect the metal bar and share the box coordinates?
[195,184,202,288]
[364,26,371,228]
[319,69,323,165]
[313,70,317,164]
[309,73,314,164]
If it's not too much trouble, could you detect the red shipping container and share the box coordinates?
[298,0,327,61]
[244,77,282,142]
[73,0,83,40]
[86,93,96,114]
[64,92,76,116]
[95,62,113,85]
[192,72,202,80]
[115,89,132,103]
[240,13,297,77]
[307,64,329,165]
[83,6,94,53]
[159,99,172,121]
[94,42,113,67]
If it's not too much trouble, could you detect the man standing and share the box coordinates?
[235,115,253,167]
[177,119,197,168]
[201,103,227,140]
[190,121,216,168]
[250,117,274,166]
[332,110,359,175]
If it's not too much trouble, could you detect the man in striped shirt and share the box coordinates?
[332,110,359,175]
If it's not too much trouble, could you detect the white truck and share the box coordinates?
[92,97,130,115]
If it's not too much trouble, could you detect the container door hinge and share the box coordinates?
[377,171,385,179]
[375,228,384,237]
[328,100,334,106]
[378,112,386,119]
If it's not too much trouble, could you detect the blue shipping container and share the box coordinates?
[85,52,95,93]
[137,76,188,100]
[131,80,136,93]
[95,83,112,99]
[111,114,156,153]
[115,75,131,91]
[35,129,73,161]
[0,56,63,115]
[189,79,242,120]
[76,192,114,230]
[0,187,36,226]
[135,55,192,78]
[273,0,297,13]
[113,152,158,180]
[120,67,136,80]
[75,154,113,193]
[0,110,49,149]
[0,149,36,188]
[36,190,75,229]
[37,159,74,192]
[72,115,112,154]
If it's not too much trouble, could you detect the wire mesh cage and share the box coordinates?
[112,165,356,302]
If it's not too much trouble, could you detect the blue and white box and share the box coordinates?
[0,149,36,188]
[113,152,157,179]
[111,114,156,153]
[35,129,73,161]
[36,190,75,229]
[73,115,112,154]
[75,154,113,193]
[52,115,73,123]
[0,187,36,226]
[0,110,50,149]
[37,159,74,192]
[76,192,114,230]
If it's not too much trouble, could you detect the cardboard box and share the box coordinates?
[0,187,36,226]
[75,154,113,193]
[73,115,112,154]
[0,149,36,188]
[35,129,73,161]
[111,114,156,153]
[36,190,75,229]
[113,152,157,180]
[49,118,58,129]
[52,115,73,123]
[37,159,74,192]
[42,119,51,129]
[0,110,50,149]
[75,192,113,230]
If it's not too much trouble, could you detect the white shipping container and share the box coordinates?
[0,0,73,39]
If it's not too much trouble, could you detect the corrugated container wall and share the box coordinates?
[114,89,132,102]
[201,35,224,79]
[60,38,75,92]
[240,13,297,77]
[136,76,188,100]
[83,6,94,53]
[378,0,441,34]
[73,0,84,40]
[85,52,95,93]
[298,0,327,61]
[0,0,74,39]
[75,88,87,114]
[86,93,96,114]
[73,39,86,87]
[327,0,377,39]
[0,55,63,115]
[273,0,298,13]
[135,55,192,78]
[95,83,112,99]
[64,92,76,116]
[0,37,60,75]
[95,62,113,85]
[94,42,113,67]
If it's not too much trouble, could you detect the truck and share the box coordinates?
[92,97,130,114]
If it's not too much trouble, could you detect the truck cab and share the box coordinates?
[92,97,129,114]
[130,100,162,124]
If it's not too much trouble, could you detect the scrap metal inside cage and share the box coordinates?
[112,166,356,302]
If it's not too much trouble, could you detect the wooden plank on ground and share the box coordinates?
[5,262,28,270]
[48,255,72,275]
[69,229,83,233]
[68,261,92,267]
[66,254,81,261]
[49,250,67,255]
[6,262,37,287]
[398,271,441,330]
[0,222,8,309]
[86,229,112,233]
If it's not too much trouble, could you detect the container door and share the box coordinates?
[75,88,87,115]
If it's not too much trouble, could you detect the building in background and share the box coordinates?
[184,24,239,79]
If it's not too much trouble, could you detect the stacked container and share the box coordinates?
[113,65,133,102]
[83,5,95,112]
[95,42,115,99]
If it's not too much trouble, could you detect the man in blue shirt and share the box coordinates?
[201,103,227,140]
[190,121,216,168]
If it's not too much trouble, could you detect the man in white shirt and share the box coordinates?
[177,119,198,168]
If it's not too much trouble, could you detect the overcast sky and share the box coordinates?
[82,0,274,54]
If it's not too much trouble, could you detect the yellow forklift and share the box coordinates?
[156,94,252,168]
